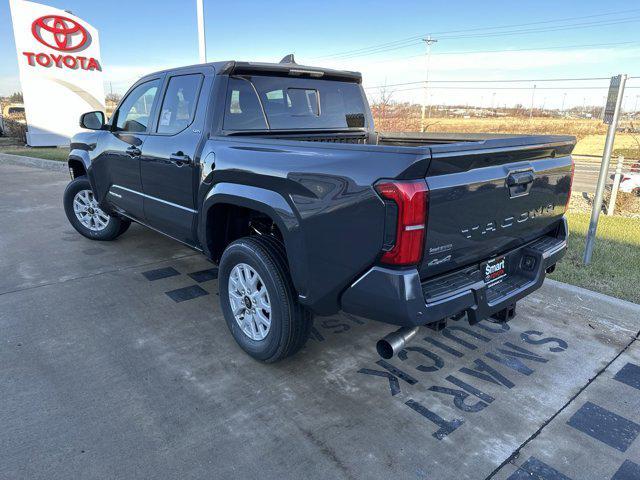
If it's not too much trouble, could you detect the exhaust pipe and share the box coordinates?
[376,326,420,359]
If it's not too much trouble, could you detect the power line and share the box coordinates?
[431,40,640,56]
[436,17,640,40]
[364,76,638,91]
[316,11,640,60]
[366,85,640,93]
[329,18,640,60]
[343,40,640,66]
[315,8,640,59]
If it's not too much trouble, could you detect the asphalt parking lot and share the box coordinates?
[2,159,640,480]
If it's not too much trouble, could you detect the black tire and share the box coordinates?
[117,219,132,236]
[219,235,313,362]
[63,176,130,241]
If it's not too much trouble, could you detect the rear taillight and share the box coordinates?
[564,158,575,213]
[375,179,428,266]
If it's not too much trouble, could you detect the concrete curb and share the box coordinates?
[0,152,67,172]
[545,278,640,313]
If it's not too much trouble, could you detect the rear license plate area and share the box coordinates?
[482,256,507,284]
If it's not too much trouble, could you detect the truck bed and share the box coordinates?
[209,130,574,314]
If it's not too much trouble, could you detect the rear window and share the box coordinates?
[223,75,367,131]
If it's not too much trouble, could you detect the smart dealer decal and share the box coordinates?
[21,15,100,71]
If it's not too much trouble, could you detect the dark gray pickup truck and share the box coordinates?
[63,57,575,362]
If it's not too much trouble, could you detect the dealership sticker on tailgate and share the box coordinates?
[483,256,506,284]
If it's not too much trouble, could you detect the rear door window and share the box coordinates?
[157,74,203,134]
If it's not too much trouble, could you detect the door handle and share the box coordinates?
[169,152,192,166]
[506,170,534,197]
[126,146,141,157]
[506,171,534,187]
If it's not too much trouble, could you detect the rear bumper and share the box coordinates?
[340,218,568,327]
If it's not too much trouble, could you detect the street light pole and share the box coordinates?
[420,35,437,132]
[196,0,207,63]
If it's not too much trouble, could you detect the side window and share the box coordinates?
[115,79,160,133]
[157,74,203,134]
[223,77,268,131]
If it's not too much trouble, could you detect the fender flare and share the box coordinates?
[199,183,309,298]
[67,149,91,179]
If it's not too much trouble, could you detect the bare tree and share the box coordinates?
[8,92,23,103]
[105,92,122,104]
[379,85,394,121]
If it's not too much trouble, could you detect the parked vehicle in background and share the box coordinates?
[619,171,640,195]
[63,57,575,362]
[3,103,25,117]
[0,103,26,139]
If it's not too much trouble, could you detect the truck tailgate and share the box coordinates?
[420,136,575,279]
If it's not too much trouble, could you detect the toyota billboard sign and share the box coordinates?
[9,0,105,146]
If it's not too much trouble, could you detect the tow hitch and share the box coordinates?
[490,303,517,323]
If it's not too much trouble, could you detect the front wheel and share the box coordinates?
[63,176,130,241]
[219,235,312,362]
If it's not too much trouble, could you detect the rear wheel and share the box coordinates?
[64,176,130,241]
[219,235,312,362]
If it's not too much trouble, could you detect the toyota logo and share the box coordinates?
[31,15,89,52]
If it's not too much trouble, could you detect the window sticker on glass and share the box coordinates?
[159,109,172,126]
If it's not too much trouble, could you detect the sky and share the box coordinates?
[1,0,640,110]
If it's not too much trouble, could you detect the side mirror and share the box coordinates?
[80,111,105,130]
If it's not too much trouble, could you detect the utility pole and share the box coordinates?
[529,84,536,119]
[420,35,437,132]
[635,94,639,112]
[196,0,207,63]
[561,92,567,114]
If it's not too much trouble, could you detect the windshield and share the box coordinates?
[223,75,367,131]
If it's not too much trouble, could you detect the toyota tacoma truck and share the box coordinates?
[64,56,575,362]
